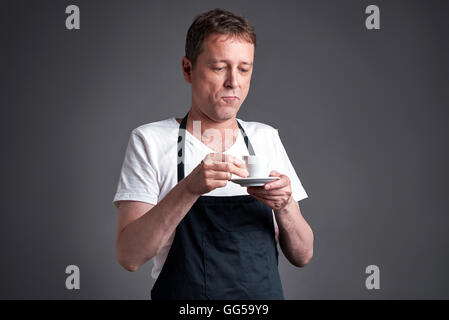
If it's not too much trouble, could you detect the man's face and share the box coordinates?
[183,33,255,122]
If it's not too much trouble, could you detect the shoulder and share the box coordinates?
[131,117,179,140]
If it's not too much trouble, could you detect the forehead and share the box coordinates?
[200,33,254,63]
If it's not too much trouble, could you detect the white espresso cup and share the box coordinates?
[242,155,268,178]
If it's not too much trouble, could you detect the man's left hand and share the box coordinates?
[247,170,293,212]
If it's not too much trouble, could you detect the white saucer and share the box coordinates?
[230,177,280,187]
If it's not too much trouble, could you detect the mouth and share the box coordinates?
[221,96,239,104]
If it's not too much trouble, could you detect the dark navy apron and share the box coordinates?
[150,112,284,300]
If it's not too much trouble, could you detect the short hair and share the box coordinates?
[185,8,256,67]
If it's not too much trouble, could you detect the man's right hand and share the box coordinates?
[185,153,248,196]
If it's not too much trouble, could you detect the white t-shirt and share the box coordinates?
[113,117,308,280]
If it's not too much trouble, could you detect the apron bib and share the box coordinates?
[151,112,284,300]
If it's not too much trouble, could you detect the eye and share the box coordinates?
[213,67,225,71]
[240,69,249,73]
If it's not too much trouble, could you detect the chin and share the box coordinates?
[214,106,239,120]
[215,111,236,121]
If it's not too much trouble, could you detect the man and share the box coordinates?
[113,8,314,300]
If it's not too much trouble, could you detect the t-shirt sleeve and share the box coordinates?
[270,129,308,202]
[112,128,160,208]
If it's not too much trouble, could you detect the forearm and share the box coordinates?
[274,198,314,267]
[117,177,200,271]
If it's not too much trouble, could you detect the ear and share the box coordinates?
[182,57,193,83]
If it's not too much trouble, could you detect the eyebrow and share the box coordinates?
[208,59,253,66]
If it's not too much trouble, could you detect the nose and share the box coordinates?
[224,68,239,89]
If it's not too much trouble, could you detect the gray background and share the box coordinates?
[1,0,448,299]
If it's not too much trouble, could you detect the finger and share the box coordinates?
[205,153,245,168]
[202,157,234,172]
[207,170,233,181]
[212,161,248,178]
[264,176,289,190]
[222,154,246,168]
[247,188,285,201]
[228,163,249,178]
[210,179,228,189]
[203,179,228,191]
[249,192,281,201]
